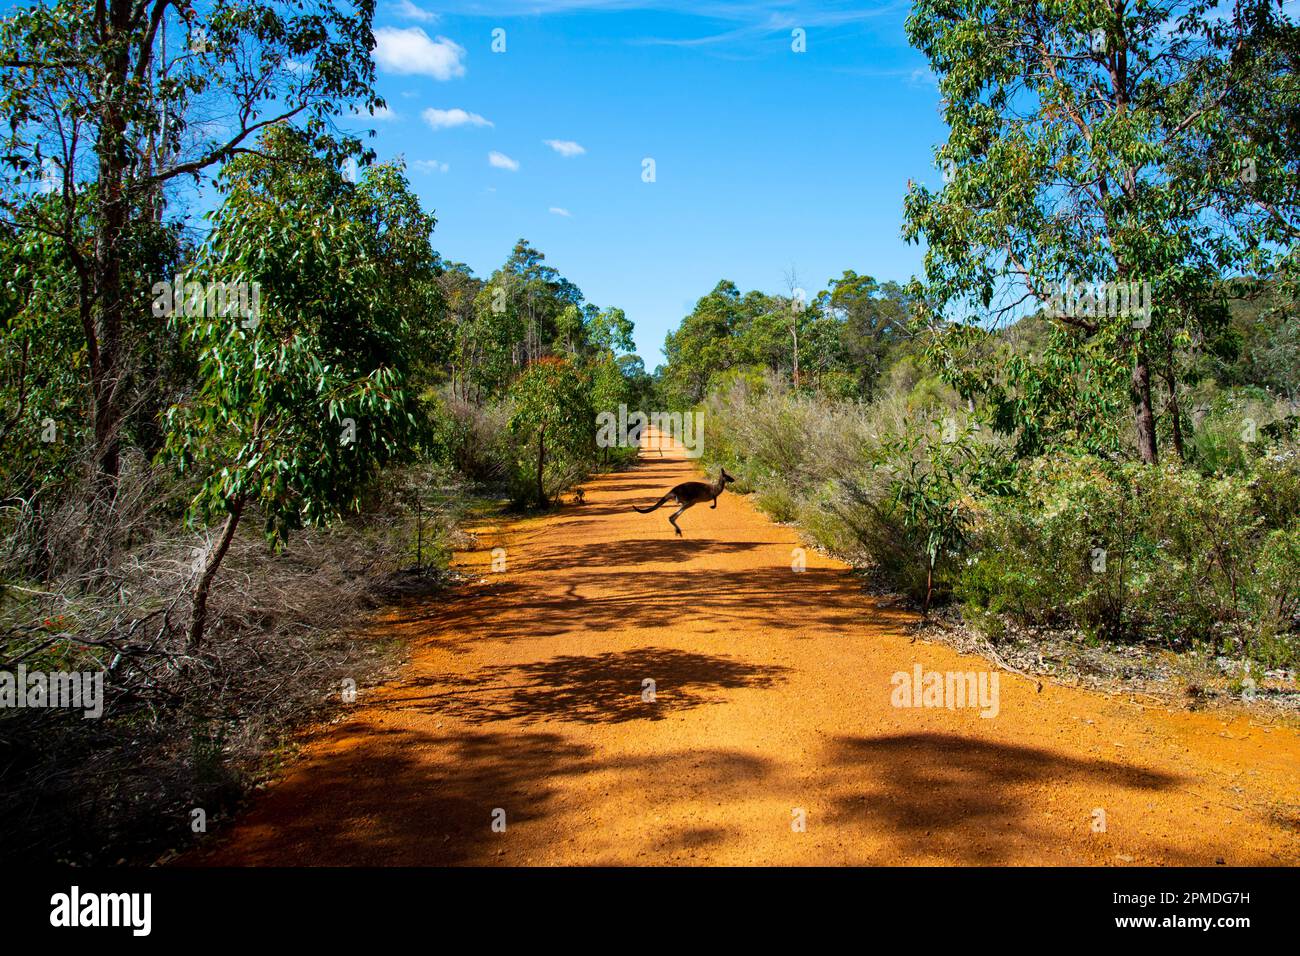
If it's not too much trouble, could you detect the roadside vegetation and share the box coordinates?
[658,3,1300,704]
[0,3,646,863]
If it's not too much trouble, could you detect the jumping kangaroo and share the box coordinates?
[633,469,735,537]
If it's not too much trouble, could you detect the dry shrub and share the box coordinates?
[0,463,465,864]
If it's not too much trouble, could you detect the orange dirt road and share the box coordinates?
[190,439,1300,866]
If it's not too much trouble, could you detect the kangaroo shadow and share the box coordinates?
[388,646,789,724]
[823,732,1188,864]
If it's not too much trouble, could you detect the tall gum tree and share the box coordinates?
[902,0,1298,464]
[0,0,382,500]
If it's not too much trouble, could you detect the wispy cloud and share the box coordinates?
[909,67,938,88]
[351,103,400,121]
[549,206,572,216]
[632,2,909,49]
[422,107,493,130]
[834,64,938,88]
[488,151,520,172]
[389,0,438,22]
[543,139,586,157]
[412,159,450,173]
[374,27,466,80]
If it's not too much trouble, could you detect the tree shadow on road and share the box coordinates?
[521,538,767,571]
[187,724,596,866]
[389,565,884,644]
[388,646,789,724]
[823,732,1191,864]
[187,722,783,865]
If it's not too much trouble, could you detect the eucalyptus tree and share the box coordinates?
[661,281,745,407]
[903,0,1298,464]
[0,0,382,497]
[163,127,423,647]
[508,356,594,508]
[815,271,913,400]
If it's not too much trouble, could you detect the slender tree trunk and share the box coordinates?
[1164,359,1185,462]
[90,0,135,501]
[1132,349,1158,465]
[536,428,546,507]
[187,499,245,649]
[791,324,800,389]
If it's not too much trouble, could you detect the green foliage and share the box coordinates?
[1185,388,1291,476]
[661,275,919,407]
[507,357,594,508]
[881,421,980,610]
[959,456,1299,664]
[700,377,1002,607]
[0,0,382,498]
[0,210,88,495]
[163,127,421,544]
[1250,440,1300,531]
[902,1,1300,465]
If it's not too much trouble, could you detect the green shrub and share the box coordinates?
[1250,438,1300,530]
[1247,526,1300,666]
[958,455,1300,662]
[752,475,801,523]
[958,457,1145,639]
[829,473,935,602]
[796,481,865,557]
[1187,388,1288,476]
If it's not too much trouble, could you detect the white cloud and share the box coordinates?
[543,139,586,157]
[422,107,493,130]
[412,159,450,173]
[374,28,466,80]
[390,0,437,22]
[488,151,520,172]
[548,206,572,217]
[39,157,61,194]
[352,103,399,121]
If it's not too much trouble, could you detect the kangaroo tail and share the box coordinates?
[633,493,672,514]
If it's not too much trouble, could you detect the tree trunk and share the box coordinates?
[187,499,245,649]
[791,324,800,389]
[1164,360,1185,462]
[536,428,546,507]
[1132,349,1158,465]
[415,498,423,568]
[90,0,135,500]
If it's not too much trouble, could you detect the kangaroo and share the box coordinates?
[633,469,735,537]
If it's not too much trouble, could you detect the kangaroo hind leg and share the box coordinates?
[669,502,690,537]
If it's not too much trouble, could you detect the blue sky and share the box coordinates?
[340,0,946,365]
